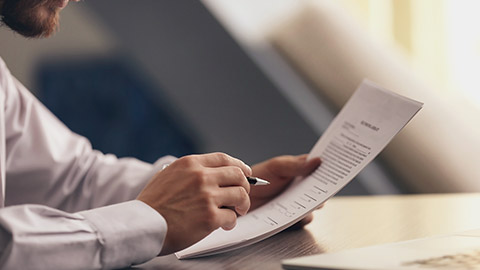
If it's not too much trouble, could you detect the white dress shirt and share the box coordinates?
[0,57,175,269]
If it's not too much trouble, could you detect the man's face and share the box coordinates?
[0,0,70,38]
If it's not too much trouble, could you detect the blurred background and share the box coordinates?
[1,0,479,196]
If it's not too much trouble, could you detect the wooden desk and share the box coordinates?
[134,193,480,270]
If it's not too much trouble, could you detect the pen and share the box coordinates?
[246,176,270,186]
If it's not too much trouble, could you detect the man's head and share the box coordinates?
[0,0,70,38]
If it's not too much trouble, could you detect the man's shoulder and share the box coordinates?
[0,57,8,96]
[0,56,6,70]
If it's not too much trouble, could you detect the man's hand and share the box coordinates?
[137,153,252,255]
[249,154,322,227]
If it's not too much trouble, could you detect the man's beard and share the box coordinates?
[1,0,60,38]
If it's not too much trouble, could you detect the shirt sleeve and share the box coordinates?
[0,200,167,270]
[0,58,177,268]
[2,58,177,212]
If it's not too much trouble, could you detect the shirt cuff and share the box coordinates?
[78,200,166,269]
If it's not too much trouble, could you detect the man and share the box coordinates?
[0,0,321,269]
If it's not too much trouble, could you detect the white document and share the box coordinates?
[176,80,423,259]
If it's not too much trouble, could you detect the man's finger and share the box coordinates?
[271,155,321,178]
[301,156,322,177]
[214,186,251,216]
[216,208,238,230]
[210,166,251,194]
[196,152,252,176]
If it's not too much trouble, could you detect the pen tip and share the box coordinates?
[257,178,270,185]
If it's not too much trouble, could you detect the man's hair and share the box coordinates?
[1,0,58,38]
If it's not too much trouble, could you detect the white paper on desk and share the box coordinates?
[176,80,423,259]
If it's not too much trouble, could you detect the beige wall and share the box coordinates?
[271,1,480,192]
